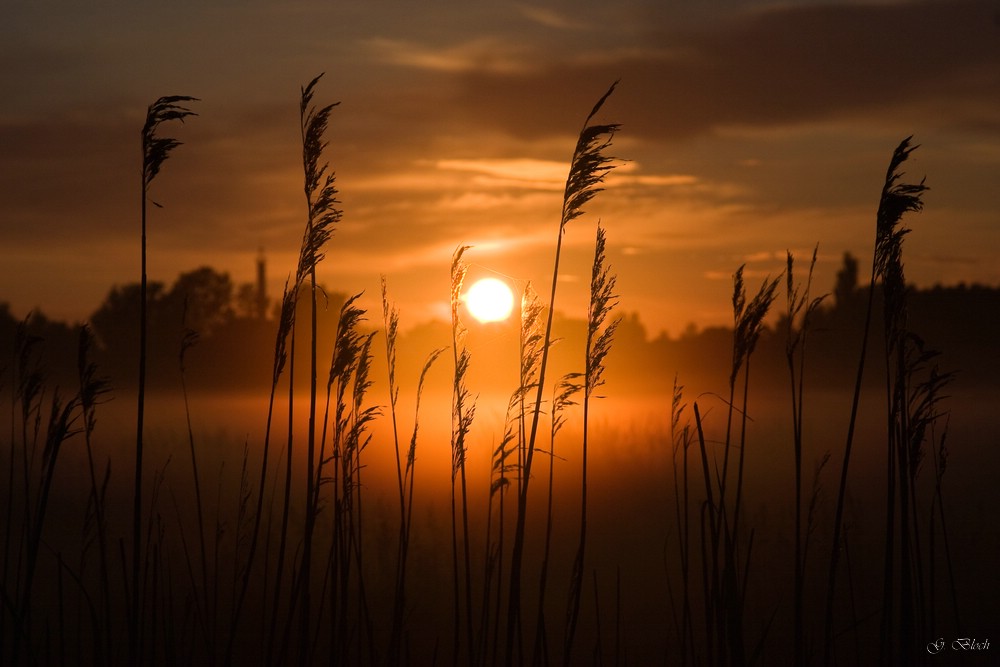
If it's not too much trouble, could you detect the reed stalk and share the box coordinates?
[532,373,581,667]
[668,378,693,666]
[387,338,445,666]
[178,310,212,655]
[76,326,112,664]
[483,392,519,664]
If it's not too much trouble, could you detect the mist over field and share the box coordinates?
[4,256,999,664]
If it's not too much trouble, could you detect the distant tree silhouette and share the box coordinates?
[5,256,999,395]
[91,267,233,347]
[88,267,234,388]
[90,282,165,352]
[164,266,234,334]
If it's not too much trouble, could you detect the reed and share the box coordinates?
[382,277,405,664]
[783,246,825,666]
[379,283,449,661]
[134,93,197,666]
[483,390,521,664]
[823,137,928,667]
[381,277,447,662]
[667,377,694,666]
[296,73,342,661]
[530,372,581,667]
[505,81,619,666]
[76,326,112,664]
[724,266,780,667]
[449,245,478,664]
[319,293,379,663]
[2,318,42,657]
[225,281,294,666]
[13,382,80,665]
[564,223,620,665]
[177,307,214,657]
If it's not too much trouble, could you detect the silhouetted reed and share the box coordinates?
[564,223,620,665]
[506,81,619,666]
[783,246,826,666]
[77,325,113,664]
[667,377,694,666]
[450,244,478,664]
[134,93,197,666]
[295,73,342,662]
[383,275,445,665]
[823,137,929,667]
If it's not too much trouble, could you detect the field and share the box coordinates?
[1,79,996,666]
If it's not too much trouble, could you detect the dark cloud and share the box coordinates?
[452,1,1000,141]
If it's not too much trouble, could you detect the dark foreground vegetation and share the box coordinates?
[1,77,996,666]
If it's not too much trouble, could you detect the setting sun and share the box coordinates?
[465,277,515,323]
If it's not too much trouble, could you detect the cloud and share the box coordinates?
[515,5,590,31]
[436,157,567,188]
[364,36,535,74]
[449,0,1000,141]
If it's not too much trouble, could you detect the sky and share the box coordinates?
[2,0,999,338]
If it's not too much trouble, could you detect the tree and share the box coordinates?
[164,266,234,334]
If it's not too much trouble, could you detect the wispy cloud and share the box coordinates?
[364,36,534,73]
[516,5,590,31]
[436,158,567,188]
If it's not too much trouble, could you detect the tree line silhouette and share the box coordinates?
[2,252,998,396]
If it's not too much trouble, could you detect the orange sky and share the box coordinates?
[2,1,999,337]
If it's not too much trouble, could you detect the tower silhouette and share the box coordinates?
[255,247,268,320]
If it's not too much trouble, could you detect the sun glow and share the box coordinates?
[465,277,515,323]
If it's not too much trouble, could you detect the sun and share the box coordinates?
[465,277,515,323]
